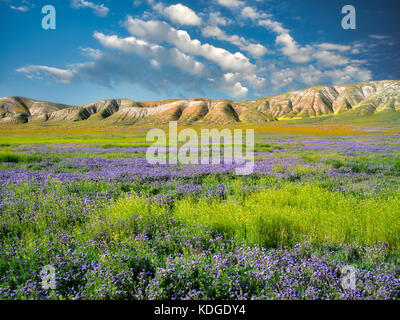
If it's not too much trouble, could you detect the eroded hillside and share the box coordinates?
[1,80,399,125]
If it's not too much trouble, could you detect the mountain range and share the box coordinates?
[1,80,399,125]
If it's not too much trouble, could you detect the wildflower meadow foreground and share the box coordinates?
[0,126,399,300]
[1,0,400,307]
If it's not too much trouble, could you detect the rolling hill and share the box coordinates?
[1,80,399,125]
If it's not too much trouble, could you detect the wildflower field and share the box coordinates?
[1,124,400,300]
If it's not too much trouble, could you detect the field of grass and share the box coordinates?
[0,121,399,300]
[174,183,400,248]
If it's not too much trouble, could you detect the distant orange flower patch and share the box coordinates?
[252,125,365,135]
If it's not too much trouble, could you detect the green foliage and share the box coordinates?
[393,160,400,173]
[173,183,400,249]
[1,127,400,299]
[254,142,272,152]
[0,151,46,163]
[327,159,344,169]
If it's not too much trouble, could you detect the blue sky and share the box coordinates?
[0,0,399,105]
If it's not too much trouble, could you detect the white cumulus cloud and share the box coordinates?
[241,6,269,20]
[202,25,268,58]
[217,0,244,8]
[79,47,102,58]
[124,17,257,74]
[160,3,202,26]
[10,5,29,12]
[314,43,351,52]
[71,0,109,17]
[93,32,206,76]
[222,73,248,98]
[16,65,75,83]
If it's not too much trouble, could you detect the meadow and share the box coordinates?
[0,122,399,300]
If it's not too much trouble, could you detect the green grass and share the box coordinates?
[0,151,47,163]
[0,122,399,299]
[0,132,149,146]
[170,183,400,249]
[81,179,400,254]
